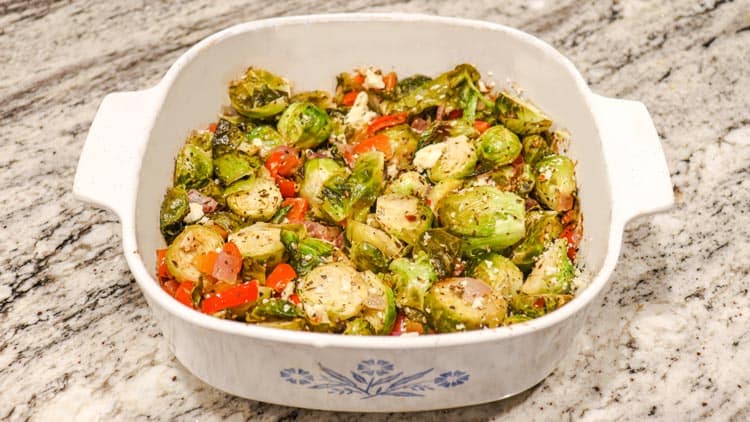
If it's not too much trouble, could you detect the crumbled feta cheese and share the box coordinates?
[183,202,204,223]
[472,297,484,310]
[362,68,385,90]
[413,143,446,170]
[455,323,466,330]
[386,162,399,178]
[345,91,376,131]
[281,280,296,300]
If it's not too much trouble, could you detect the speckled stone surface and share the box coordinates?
[2,0,750,420]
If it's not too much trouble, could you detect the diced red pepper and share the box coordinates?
[208,122,218,133]
[560,225,580,260]
[366,113,408,136]
[265,146,301,178]
[201,281,259,314]
[282,198,308,223]
[288,293,300,305]
[266,263,297,293]
[162,280,179,297]
[352,72,365,85]
[156,249,170,281]
[174,281,195,308]
[277,177,297,198]
[473,120,491,134]
[342,90,359,106]
[352,134,393,159]
[383,72,397,91]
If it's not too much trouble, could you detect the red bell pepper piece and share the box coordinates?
[201,281,259,314]
[266,263,297,293]
[366,113,408,136]
[473,120,491,134]
[352,134,393,159]
[281,198,308,223]
[265,146,301,178]
[174,281,195,308]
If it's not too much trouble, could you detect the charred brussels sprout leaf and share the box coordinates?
[425,277,506,332]
[521,239,575,295]
[382,64,480,115]
[417,228,462,278]
[212,119,247,158]
[277,102,333,149]
[229,67,290,118]
[159,186,189,243]
[495,92,552,135]
[321,151,384,222]
[510,211,564,272]
[213,152,259,185]
[389,251,438,312]
[174,144,213,189]
[280,229,334,276]
[534,154,577,212]
[475,125,522,167]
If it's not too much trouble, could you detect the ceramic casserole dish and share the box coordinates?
[73,13,673,412]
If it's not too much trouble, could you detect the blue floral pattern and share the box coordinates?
[280,360,469,398]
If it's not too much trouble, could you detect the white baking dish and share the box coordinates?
[73,14,673,412]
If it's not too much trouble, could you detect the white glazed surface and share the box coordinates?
[72,14,672,412]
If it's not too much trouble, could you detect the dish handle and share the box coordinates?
[591,94,674,225]
[73,88,161,218]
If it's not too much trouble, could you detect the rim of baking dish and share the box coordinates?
[124,13,623,349]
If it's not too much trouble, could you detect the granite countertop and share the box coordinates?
[2,0,749,420]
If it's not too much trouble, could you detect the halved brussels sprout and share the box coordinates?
[280,229,334,276]
[248,298,303,321]
[213,152,259,186]
[534,154,576,212]
[385,171,429,197]
[425,277,506,332]
[438,186,525,239]
[244,126,284,158]
[510,293,573,318]
[426,178,463,214]
[510,211,564,272]
[206,211,244,233]
[229,67,290,118]
[321,151,384,222]
[389,251,438,312]
[185,130,213,151]
[165,225,224,282]
[417,229,461,278]
[382,64,480,115]
[428,135,477,182]
[382,124,418,169]
[361,271,397,334]
[159,186,189,243]
[489,163,535,196]
[522,134,551,166]
[291,90,335,110]
[174,144,213,189]
[213,118,248,158]
[344,318,375,335]
[224,178,282,221]
[468,254,523,299]
[495,92,552,135]
[277,102,333,149]
[475,125,521,167]
[346,221,404,273]
[299,158,347,219]
[521,239,575,295]
[375,194,434,245]
[297,262,368,325]
[228,223,285,267]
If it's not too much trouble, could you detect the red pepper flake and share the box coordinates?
[405,214,417,222]
[533,297,546,309]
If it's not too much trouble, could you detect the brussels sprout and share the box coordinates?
[390,74,432,99]
[280,229,334,276]
[299,158,347,218]
[212,118,248,157]
[438,186,525,238]
[198,180,226,208]
[249,298,303,321]
[448,119,481,139]
[228,223,285,267]
[495,92,552,135]
[382,64,480,115]
[174,144,213,189]
[389,251,438,312]
[291,90,335,110]
[321,151,384,222]
[521,239,575,295]
[510,293,573,318]
[205,211,243,233]
[224,178,282,221]
[244,126,284,158]
[165,225,224,282]
[382,124,418,169]
[468,254,523,299]
[361,271,397,334]
[428,135,478,182]
[277,102,333,149]
[487,163,535,196]
[510,211,564,272]
[343,318,374,335]
[346,221,404,273]
[375,194,433,246]
[213,152,259,185]
[426,178,463,214]
[534,155,577,212]
[298,262,368,325]
[475,125,521,167]
[416,229,462,278]
[425,277,506,332]
[185,130,213,151]
[385,171,429,197]
[546,129,570,154]
[522,134,552,166]
[241,257,267,285]
[229,67,290,118]
[159,186,189,243]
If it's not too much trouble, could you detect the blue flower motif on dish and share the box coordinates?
[280,360,469,398]
[279,368,314,385]
[433,370,470,388]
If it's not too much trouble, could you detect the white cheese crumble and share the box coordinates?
[362,68,385,90]
[183,202,204,223]
[345,91,376,132]
[413,143,446,170]
[472,296,485,310]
